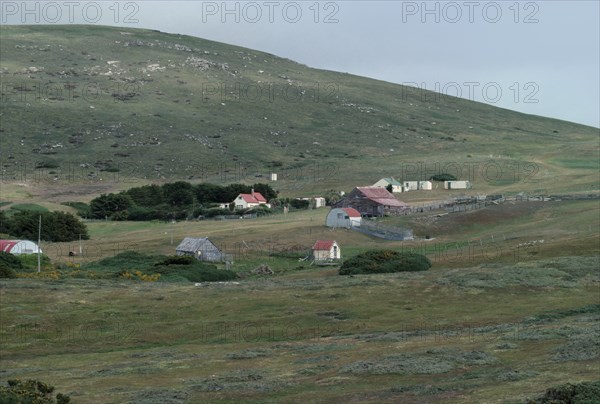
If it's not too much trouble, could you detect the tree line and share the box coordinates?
[88,182,279,221]
[0,210,89,242]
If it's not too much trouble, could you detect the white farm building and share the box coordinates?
[444,180,472,190]
[373,177,404,193]
[326,208,362,228]
[403,181,433,191]
[0,240,42,255]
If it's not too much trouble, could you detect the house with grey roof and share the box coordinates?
[176,237,224,262]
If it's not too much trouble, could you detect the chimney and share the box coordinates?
[251,188,255,197]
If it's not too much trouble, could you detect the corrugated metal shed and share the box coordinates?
[175,237,223,262]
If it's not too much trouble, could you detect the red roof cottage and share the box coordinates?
[233,189,270,209]
[311,240,341,262]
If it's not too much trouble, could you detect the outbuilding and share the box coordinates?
[334,187,409,217]
[444,180,472,189]
[326,207,362,228]
[373,177,404,193]
[311,240,341,262]
[176,237,224,262]
[0,240,42,255]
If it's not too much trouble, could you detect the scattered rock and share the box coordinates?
[252,264,274,276]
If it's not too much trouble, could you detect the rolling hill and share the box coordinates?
[0,25,598,195]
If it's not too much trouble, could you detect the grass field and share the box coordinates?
[1,196,599,403]
[1,255,598,403]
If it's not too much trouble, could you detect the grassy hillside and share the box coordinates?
[1,25,598,195]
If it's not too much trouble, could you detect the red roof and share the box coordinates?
[312,240,336,250]
[356,187,408,208]
[341,208,361,218]
[0,240,19,253]
[239,192,267,204]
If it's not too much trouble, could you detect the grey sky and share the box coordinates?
[2,1,599,127]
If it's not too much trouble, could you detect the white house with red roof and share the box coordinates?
[311,240,341,262]
[325,207,362,228]
[233,189,271,209]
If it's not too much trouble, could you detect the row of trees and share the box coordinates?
[89,182,278,221]
[0,210,89,242]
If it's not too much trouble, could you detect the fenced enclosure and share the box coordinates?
[353,220,414,241]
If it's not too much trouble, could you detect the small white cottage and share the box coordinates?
[444,180,472,189]
[233,189,270,209]
[311,240,341,262]
[373,177,404,193]
[419,180,433,190]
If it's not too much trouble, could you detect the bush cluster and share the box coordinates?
[339,250,431,275]
[0,210,89,242]
[0,251,21,278]
[0,251,54,278]
[526,381,600,403]
[430,173,457,182]
[85,252,237,283]
[0,379,70,403]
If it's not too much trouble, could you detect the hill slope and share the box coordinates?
[0,25,598,193]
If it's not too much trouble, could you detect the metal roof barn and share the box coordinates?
[0,240,42,255]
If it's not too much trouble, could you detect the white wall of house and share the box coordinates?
[313,197,326,208]
[313,243,341,260]
[444,180,472,189]
[403,181,418,191]
[419,181,433,190]
[234,195,250,209]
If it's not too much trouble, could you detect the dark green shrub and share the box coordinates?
[430,173,457,181]
[0,265,17,279]
[204,208,232,218]
[526,381,600,403]
[126,206,156,221]
[96,251,155,266]
[90,193,133,220]
[339,250,431,275]
[0,379,70,403]
[290,199,310,209]
[154,263,237,282]
[156,255,195,266]
[84,252,236,283]
[0,251,22,270]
